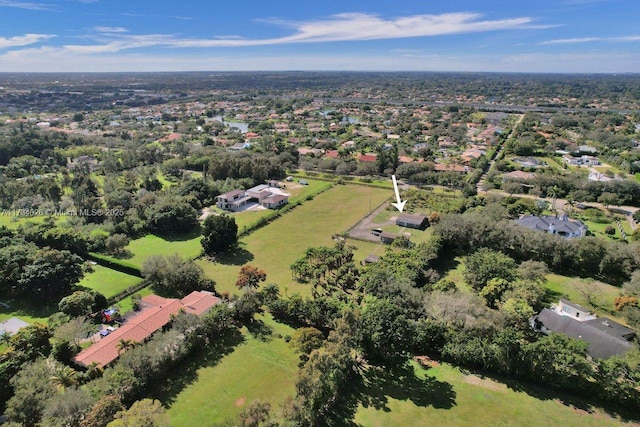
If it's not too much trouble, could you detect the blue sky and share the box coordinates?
[0,0,638,72]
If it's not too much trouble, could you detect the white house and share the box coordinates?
[216,184,289,212]
[562,154,600,166]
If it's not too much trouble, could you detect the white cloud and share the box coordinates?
[0,33,55,49]
[0,0,55,11]
[1,45,638,73]
[93,26,128,34]
[542,35,640,44]
[55,12,541,53]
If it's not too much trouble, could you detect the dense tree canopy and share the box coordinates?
[201,214,238,256]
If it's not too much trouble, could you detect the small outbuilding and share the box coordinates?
[396,213,428,230]
[380,232,399,244]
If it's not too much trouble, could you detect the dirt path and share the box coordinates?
[348,200,394,241]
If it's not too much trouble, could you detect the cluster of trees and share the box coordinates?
[0,226,85,299]
[207,152,285,183]
[491,169,640,207]
[433,210,639,285]
[141,254,215,297]
[0,125,77,166]
[290,242,360,298]
[2,303,240,427]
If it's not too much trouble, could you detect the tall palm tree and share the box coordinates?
[117,338,137,354]
[49,366,78,391]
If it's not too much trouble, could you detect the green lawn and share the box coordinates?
[115,286,154,313]
[198,184,391,297]
[543,273,622,316]
[0,214,52,229]
[77,265,142,299]
[160,314,299,426]
[119,230,203,268]
[353,361,636,427]
[0,298,57,325]
[224,178,333,233]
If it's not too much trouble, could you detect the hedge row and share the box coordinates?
[107,280,149,305]
[87,252,143,278]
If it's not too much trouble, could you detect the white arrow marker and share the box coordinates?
[391,175,407,212]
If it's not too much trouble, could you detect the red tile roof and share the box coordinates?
[358,154,377,163]
[74,291,221,368]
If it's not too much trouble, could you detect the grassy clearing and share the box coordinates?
[198,184,391,297]
[543,273,622,315]
[0,298,57,325]
[160,314,299,426]
[119,230,203,268]
[353,361,636,427]
[0,214,52,229]
[77,264,141,298]
[115,286,154,314]
[225,179,333,232]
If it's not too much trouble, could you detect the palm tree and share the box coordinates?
[49,366,78,391]
[117,338,137,354]
[0,330,11,347]
[85,361,104,380]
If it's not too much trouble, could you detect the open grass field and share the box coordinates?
[0,214,52,228]
[119,230,203,268]
[159,314,299,426]
[198,184,391,297]
[77,264,142,298]
[352,361,637,427]
[544,273,622,315]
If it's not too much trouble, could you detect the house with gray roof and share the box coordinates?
[396,214,428,230]
[530,299,636,359]
[515,215,587,238]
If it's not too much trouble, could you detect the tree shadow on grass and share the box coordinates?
[434,256,460,278]
[245,318,273,342]
[542,287,564,305]
[0,298,58,322]
[217,246,255,266]
[151,329,245,407]
[156,225,202,242]
[499,374,640,423]
[325,363,456,426]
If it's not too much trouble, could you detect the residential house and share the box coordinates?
[396,213,428,230]
[357,153,377,163]
[530,299,636,359]
[229,142,252,151]
[502,170,536,181]
[515,215,587,238]
[67,155,100,171]
[434,163,468,173]
[216,189,252,211]
[562,154,600,166]
[74,291,221,368]
[216,184,290,212]
[461,148,485,164]
[361,255,379,265]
